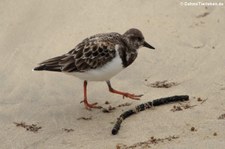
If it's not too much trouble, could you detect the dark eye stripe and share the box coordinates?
[137,37,142,41]
[131,36,142,41]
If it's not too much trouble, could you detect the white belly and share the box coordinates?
[68,54,124,81]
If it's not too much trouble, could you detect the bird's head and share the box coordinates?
[123,28,155,50]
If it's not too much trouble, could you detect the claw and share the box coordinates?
[122,93,143,100]
[107,81,143,101]
[83,101,101,110]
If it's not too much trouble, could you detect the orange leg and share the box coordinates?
[106,81,143,100]
[83,80,100,110]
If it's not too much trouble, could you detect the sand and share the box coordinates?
[1,0,225,148]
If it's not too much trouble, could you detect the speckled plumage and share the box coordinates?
[36,33,119,72]
[33,28,155,109]
[34,28,154,75]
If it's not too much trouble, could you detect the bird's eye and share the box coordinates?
[137,37,142,41]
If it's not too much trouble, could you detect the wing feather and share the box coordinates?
[34,33,123,73]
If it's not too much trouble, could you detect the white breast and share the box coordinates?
[68,51,124,81]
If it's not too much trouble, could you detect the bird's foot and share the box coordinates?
[82,100,101,110]
[109,88,143,100]
[122,92,143,100]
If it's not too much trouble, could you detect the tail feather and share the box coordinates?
[33,55,66,72]
[39,55,65,65]
[33,65,62,72]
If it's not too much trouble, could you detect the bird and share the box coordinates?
[33,28,155,109]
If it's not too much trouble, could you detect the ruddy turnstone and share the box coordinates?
[33,28,155,109]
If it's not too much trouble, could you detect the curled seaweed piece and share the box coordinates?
[112,95,189,135]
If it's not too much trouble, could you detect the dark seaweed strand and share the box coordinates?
[112,95,189,135]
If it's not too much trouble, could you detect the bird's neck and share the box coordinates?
[118,38,138,68]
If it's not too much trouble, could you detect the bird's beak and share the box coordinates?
[143,41,155,49]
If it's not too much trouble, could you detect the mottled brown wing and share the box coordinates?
[34,33,121,73]
[61,40,117,72]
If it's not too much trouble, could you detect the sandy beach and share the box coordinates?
[1,0,225,148]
